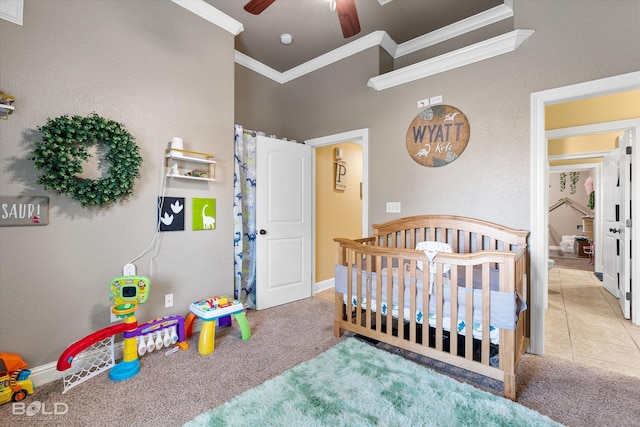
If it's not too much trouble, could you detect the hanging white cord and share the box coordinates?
[127,151,169,277]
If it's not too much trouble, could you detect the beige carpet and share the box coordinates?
[2,296,639,426]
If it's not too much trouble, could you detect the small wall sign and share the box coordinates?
[193,198,216,231]
[335,160,347,191]
[158,197,185,232]
[0,196,49,226]
[405,105,470,167]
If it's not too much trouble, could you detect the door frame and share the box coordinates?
[305,128,369,293]
[530,71,640,355]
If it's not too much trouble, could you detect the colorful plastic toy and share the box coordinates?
[189,296,251,355]
[0,353,34,405]
[108,275,150,380]
[57,273,188,390]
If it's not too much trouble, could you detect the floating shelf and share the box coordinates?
[165,148,216,182]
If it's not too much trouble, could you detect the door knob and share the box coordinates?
[259,229,267,235]
[609,228,620,234]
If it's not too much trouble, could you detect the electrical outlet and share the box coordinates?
[386,202,401,213]
[165,293,174,308]
[417,98,430,108]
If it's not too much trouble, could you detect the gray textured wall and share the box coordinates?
[0,1,235,365]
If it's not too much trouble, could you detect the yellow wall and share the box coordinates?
[548,132,620,156]
[315,142,363,282]
[547,90,639,159]
[546,90,640,129]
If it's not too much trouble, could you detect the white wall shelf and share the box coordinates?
[165,148,216,182]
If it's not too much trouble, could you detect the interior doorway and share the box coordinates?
[530,71,640,356]
[305,129,369,294]
[548,165,597,273]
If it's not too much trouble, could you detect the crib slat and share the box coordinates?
[434,262,443,351]
[408,260,417,344]
[365,254,373,330]
[375,256,382,334]
[355,253,363,328]
[449,263,458,357]
[451,228,459,254]
[462,231,471,253]
[398,257,405,338]
[422,263,429,346]
[386,256,393,337]
[481,263,491,364]
[465,264,474,360]
[346,249,354,326]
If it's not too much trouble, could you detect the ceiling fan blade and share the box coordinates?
[244,0,276,15]
[335,0,361,38]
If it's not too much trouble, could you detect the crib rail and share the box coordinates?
[372,215,528,254]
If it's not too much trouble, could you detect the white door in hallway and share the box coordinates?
[602,130,632,318]
[255,136,312,310]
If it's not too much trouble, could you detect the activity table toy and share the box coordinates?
[189,296,251,355]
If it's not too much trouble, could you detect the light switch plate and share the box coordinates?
[386,202,401,213]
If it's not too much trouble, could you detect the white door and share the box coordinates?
[619,130,632,317]
[602,149,621,298]
[602,131,632,318]
[256,136,312,310]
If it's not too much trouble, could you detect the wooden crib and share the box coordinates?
[333,215,529,400]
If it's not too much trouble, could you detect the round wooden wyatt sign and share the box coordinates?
[405,105,470,167]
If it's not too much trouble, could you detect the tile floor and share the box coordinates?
[546,267,640,378]
[316,266,640,379]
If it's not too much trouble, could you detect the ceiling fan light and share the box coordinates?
[280,33,293,45]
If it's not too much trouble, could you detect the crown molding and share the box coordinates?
[171,0,244,35]
[395,3,513,58]
[0,0,23,26]
[281,31,389,83]
[236,31,393,84]
[235,51,286,83]
[234,2,514,84]
[367,29,534,91]
[179,1,524,89]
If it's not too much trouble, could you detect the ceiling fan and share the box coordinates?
[243,0,361,39]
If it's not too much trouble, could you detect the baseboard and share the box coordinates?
[314,278,335,294]
[31,319,206,387]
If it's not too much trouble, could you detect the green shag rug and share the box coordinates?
[185,338,563,427]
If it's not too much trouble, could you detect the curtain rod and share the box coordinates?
[235,124,258,137]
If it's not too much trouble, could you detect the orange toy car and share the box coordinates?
[0,353,34,405]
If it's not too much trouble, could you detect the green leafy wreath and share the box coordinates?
[31,114,143,208]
